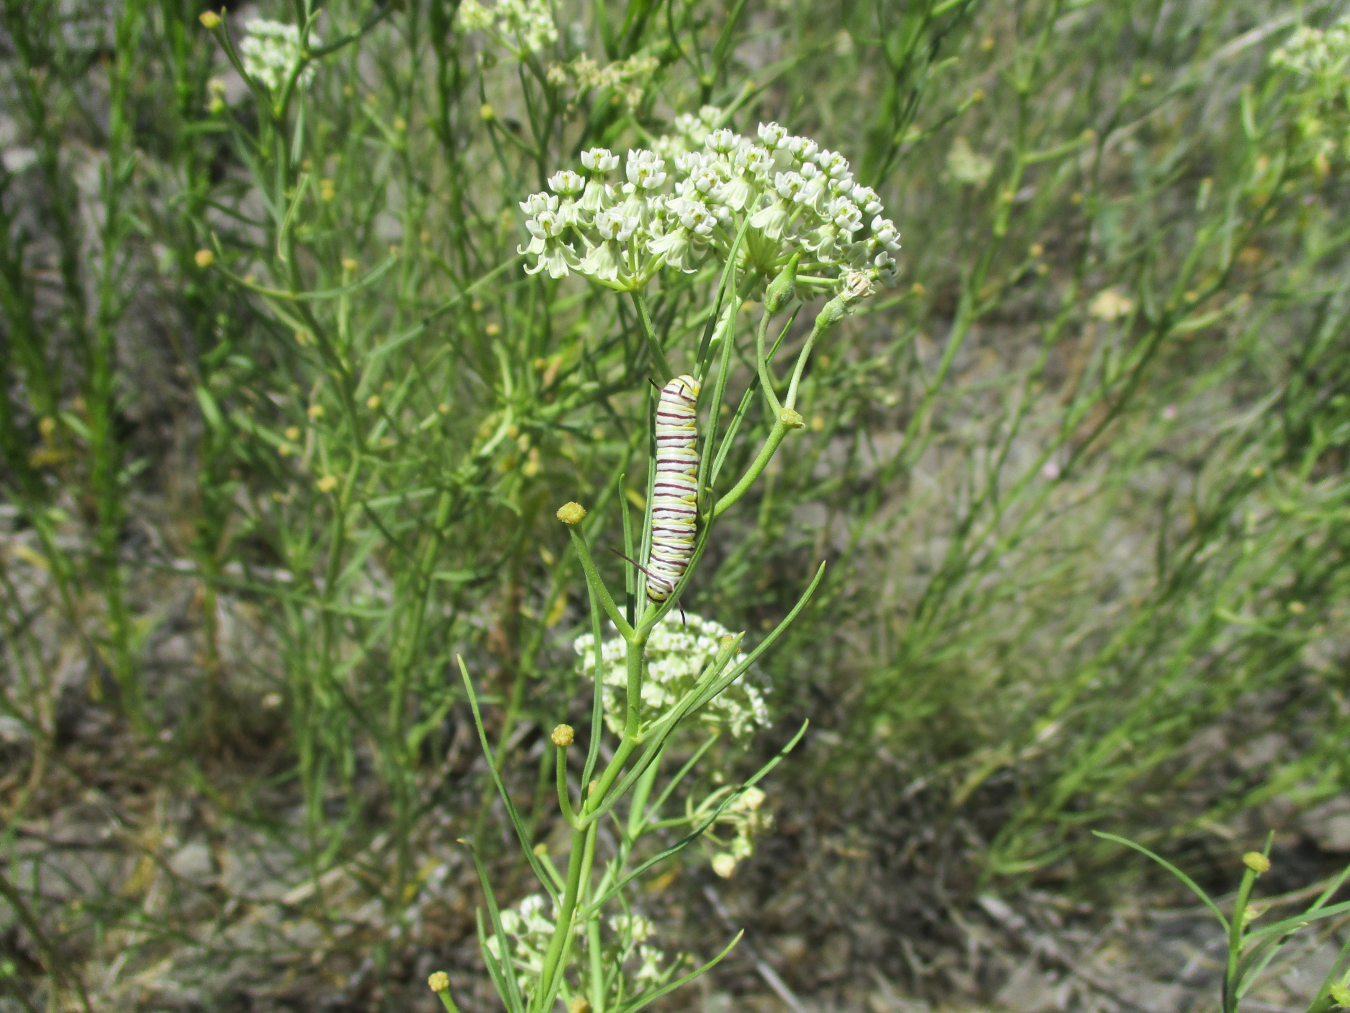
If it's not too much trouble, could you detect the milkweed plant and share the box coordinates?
[425,116,895,1013]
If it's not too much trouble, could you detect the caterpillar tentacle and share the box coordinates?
[646,374,700,603]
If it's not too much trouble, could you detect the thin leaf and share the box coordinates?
[458,657,560,902]
[1092,832,1229,932]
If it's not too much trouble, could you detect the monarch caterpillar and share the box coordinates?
[647,374,701,603]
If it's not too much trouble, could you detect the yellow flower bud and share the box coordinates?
[551,724,574,747]
[1243,851,1270,874]
[779,409,805,429]
[712,853,737,878]
[428,971,450,993]
[199,10,221,28]
[317,475,338,493]
[556,502,586,525]
[194,249,214,268]
[569,998,591,1013]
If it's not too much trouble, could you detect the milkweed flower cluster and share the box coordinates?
[239,20,318,92]
[485,894,564,999]
[486,896,677,1000]
[1271,20,1350,83]
[518,108,901,301]
[561,52,661,107]
[574,613,769,740]
[707,785,773,876]
[1271,20,1350,175]
[457,0,558,55]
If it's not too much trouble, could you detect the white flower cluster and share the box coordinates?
[573,612,769,740]
[1272,21,1350,82]
[485,896,674,999]
[239,20,318,92]
[458,0,558,55]
[560,53,660,106]
[518,107,901,300]
[708,785,772,877]
[485,894,562,998]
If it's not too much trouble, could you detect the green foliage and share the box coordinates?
[1,0,1349,1007]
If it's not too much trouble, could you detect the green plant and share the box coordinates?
[420,103,898,1011]
[1098,833,1350,1013]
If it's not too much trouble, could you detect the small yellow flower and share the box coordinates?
[438,403,449,414]
[284,426,300,441]
[1243,851,1271,874]
[569,998,591,1013]
[199,10,221,28]
[366,395,380,409]
[556,502,586,525]
[1030,243,1044,258]
[980,36,994,51]
[712,853,737,878]
[278,444,292,457]
[317,475,338,493]
[428,971,450,993]
[811,416,825,432]
[393,116,406,131]
[480,103,495,121]
[340,257,357,272]
[308,404,324,421]
[551,724,574,747]
[779,409,805,429]
[485,322,501,336]
[1288,601,1305,614]
[319,178,336,201]
[194,249,214,268]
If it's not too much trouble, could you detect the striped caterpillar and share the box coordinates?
[647,374,701,603]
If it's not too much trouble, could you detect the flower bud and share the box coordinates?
[712,853,737,878]
[551,724,574,747]
[569,998,592,1013]
[763,254,800,316]
[814,293,850,333]
[194,249,214,268]
[556,502,586,525]
[1242,851,1270,874]
[199,10,221,28]
[428,971,450,993]
[778,409,804,429]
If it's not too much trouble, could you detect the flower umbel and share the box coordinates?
[239,20,318,92]
[574,613,769,739]
[518,115,900,300]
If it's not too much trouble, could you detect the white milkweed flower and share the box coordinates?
[239,20,319,92]
[548,170,584,196]
[581,147,620,174]
[518,192,578,278]
[757,121,788,148]
[626,149,667,189]
[520,118,900,292]
[574,613,769,739]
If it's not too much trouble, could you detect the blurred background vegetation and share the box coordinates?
[2,0,1349,1009]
